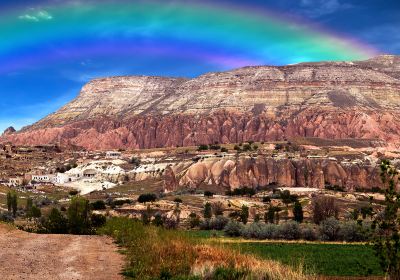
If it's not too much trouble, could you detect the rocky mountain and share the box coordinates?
[2,126,16,136]
[4,55,400,150]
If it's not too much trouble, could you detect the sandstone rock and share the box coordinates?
[3,56,400,150]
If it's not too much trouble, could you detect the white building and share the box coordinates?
[32,175,54,183]
[106,151,122,159]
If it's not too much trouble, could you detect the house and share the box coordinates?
[8,177,24,187]
[31,174,54,183]
[83,169,97,178]
[54,173,72,184]
[106,151,122,159]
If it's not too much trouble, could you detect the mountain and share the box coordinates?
[4,55,400,150]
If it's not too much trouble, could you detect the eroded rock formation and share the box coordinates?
[4,55,400,150]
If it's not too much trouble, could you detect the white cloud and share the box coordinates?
[19,10,53,22]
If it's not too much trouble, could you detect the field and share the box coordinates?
[189,231,384,277]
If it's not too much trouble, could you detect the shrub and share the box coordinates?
[204,191,214,198]
[69,190,79,196]
[301,225,317,241]
[203,202,212,219]
[319,217,340,241]
[138,193,157,203]
[293,201,304,223]
[212,202,224,216]
[224,220,244,237]
[209,216,230,230]
[188,212,200,228]
[152,212,164,227]
[278,221,301,240]
[338,221,368,242]
[220,147,228,153]
[240,205,249,224]
[43,208,68,234]
[91,200,106,210]
[174,198,183,203]
[68,196,92,235]
[130,157,141,167]
[262,196,271,203]
[91,213,106,228]
[241,222,264,239]
[198,144,209,151]
[312,196,339,224]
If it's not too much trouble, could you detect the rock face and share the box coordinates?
[2,126,16,136]
[4,55,400,150]
[164,156,383,192]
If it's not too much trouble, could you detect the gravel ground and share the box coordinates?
[0,224,124,280]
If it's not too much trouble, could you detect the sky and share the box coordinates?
[0,0,399,132]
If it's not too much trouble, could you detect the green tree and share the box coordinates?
[7,192,18,217]
[240,205,249,224]
[67,196,91,234]
[293,201,304,223]
[26,197,33,213]
[30,205,42,218]
[265,206,276,224]
[372,160,400,279]
[6,192,12,212]
[44,208,68,234]
[203,202,212,219]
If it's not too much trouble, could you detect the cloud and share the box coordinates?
[298,0,353,18]
[19,10,53,22]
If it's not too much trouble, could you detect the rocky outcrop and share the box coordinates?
[2,126,16,136]
[4,55,400,150]
[168,156,383,191]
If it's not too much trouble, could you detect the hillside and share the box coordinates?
[4,55,400,150]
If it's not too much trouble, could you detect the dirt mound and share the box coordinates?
[0,224,124,280]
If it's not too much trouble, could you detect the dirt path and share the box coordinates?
[0,224,125,280]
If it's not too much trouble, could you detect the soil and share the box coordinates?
[0,224,124,280]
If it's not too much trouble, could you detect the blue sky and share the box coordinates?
[0,0,399,132]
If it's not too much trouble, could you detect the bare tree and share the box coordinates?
[312,196,339,224]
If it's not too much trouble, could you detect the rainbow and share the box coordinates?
[0,0,377,74]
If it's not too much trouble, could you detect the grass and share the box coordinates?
[99,217,314,280]
[186,230,384,277]
[228,242,383,277]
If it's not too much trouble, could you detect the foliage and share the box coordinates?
[67,196,92,234]
[226,187,256,197]
[91,200,106,210]
[224,220,244,237]
[138,193,157,204]
[293,201,304,223]
[203,202,212,219]
[371,159,400,279]
[6,191,17,217]
[43,208,68,234]
[240,205,249,224]
[211,201,224,216]
[319,217,340,241]
[188,212,200,228]
[204,191,214,198]
[130,157,141,167]
[278,221,301,240]
[197,144,209,151]
[312,196,339,224]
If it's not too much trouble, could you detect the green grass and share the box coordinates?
[229,242,383,277]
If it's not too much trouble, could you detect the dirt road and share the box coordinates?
[0,224,124,280]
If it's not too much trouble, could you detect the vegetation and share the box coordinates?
[311,196,339,224]
[99,217,313,280]
[293,201,303,223]
[138,193,157,204]
[371,160,400,279]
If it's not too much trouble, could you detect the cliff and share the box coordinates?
[4,55,400,150]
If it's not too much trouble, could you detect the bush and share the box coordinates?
[293,201,304,223]
[301,225,317,241]
[68,196,92,235]
[174,198,183,203]
[220,147,228,153]
[209,216,229,230]
[262,196,271,203]
[69,190,79,196]
[197,144,209,151]
[319,217,340,241]
[43,208,68,234]
[224,220,244,237]
[203,202,212,219]
[138,193,157,203]
[91,213,106,228]
[312,196,339,224]
[240,205,249,224]
[338,221,369,242]
[212,202,224,216]
[204,191,214,198]
[91,200,106,210]
[152,212,164,227]
[188,213,200,228]
[278,221,301,240]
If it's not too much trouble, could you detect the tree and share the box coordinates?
[265,206,276,224]
[91,200,106,210]
[29,205,42,218]
[204,191,214,198]
[44,208,68,234]
[212,202,224,216]
[6,192,12,212]
[312,196,339,224]
[203,202,212,219]
[293,201,304,223]
[26,197,33,213]
[188,212,200,228]
[130,156,141,167]
[10,192,17,217]
[67,196,91,234]
[240,205,249,224]
[138,193,157,204]
[372,160,400,279]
